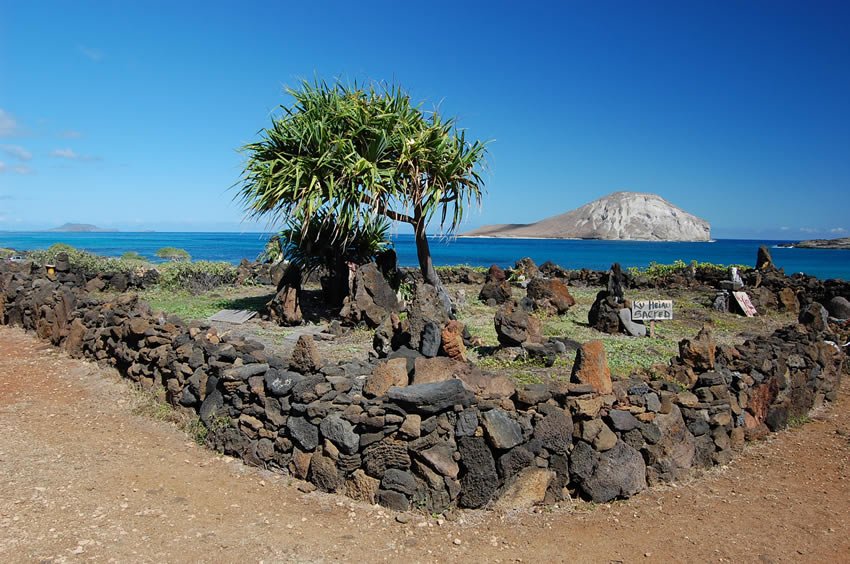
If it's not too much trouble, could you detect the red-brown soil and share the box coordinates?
[1,326,848,563]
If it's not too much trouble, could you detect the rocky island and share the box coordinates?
[48,223,116,232]
[463,191,711,242]
[792,237,850,250]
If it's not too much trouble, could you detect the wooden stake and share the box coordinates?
[650,320,656,339]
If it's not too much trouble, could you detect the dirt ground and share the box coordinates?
[1,326,849,563]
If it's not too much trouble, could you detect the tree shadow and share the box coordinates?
[299,288,342,324]
[221,288,341,325]
[219,294,273,313]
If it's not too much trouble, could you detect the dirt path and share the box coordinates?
[1,326,849,563]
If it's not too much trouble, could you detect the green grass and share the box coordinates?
[0,248,15,259]
[436,264,488,273]
[510,370,545,386]
[129,383,209,445]
[788,414,812,428]
[139,287,271,320]
[456,283,794,380]
[456,296,499,343]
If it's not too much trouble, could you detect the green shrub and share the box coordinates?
[0,248,15,259]
[156,247,191,261]
[157,260,237,292]
[628,260,750,281]
[29,243,151,276]
[435,264,488,273]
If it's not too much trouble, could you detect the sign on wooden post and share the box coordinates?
[632,299,673,338]
[631,300,674,321]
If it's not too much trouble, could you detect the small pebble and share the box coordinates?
[297,483,316,493]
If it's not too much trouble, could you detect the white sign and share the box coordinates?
[632,299,673,321]
[732,291,757,317]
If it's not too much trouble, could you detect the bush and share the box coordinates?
[628,260,750,281]
[29,244,151,276]
[157,260,237,292]
[156,247,191,261]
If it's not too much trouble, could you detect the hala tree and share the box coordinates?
[237,79,488,309]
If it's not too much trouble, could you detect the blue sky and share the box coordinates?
[1,0,848,239]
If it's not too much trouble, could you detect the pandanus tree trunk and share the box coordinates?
[413,210,455,317]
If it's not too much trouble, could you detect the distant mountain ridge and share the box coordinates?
[48,223,117,233]
[463,192,711,242]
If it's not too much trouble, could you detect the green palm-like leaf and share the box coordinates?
[237,79,488,290]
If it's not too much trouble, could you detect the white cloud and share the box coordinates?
[1,145,32,161]
[50,148,100,162]
[0,109,20,137]
[830,227,847,234]
[51,148,77,159]
[78,45,104,62]
[799,227,817,233]
[779,226,790,231]
[59,130,83,139]
[0,160,32,175]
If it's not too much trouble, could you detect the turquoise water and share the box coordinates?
[1,232,849,281]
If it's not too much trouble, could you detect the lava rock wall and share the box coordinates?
[1,260,845,511]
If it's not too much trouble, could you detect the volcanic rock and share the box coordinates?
[340,262,399,328]
[827,296,850,319]
[678,326,716,372]
[526,277,576,314]
[457,436,498,508]
[569,440,647,503]
[479,265,512,305]
[407,282,451,354]
[386,380,474,414]
[494,300,542,347]
[571,340,613,395]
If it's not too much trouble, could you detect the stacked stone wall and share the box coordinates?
[1,260,845,510]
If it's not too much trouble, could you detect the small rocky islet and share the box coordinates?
[787,237,850,250]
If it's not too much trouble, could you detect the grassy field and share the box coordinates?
[139,286,272,320]
[132,280,794,385]
[455,284,794,382]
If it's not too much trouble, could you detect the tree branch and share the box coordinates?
[364,198,415,224]
[383,208,414,224]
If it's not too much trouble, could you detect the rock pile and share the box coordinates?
[340,263,400,328]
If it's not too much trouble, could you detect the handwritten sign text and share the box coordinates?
[632,299,673,321]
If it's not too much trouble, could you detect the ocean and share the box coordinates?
[1,232,849,281]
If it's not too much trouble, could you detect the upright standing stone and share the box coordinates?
[290,334,323,373]
[571,340,613,394]
[756,245,775,271]
[678,326,716,372]
[340,262,400,328]
[478,265,512,305]
[607,263,625,301]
